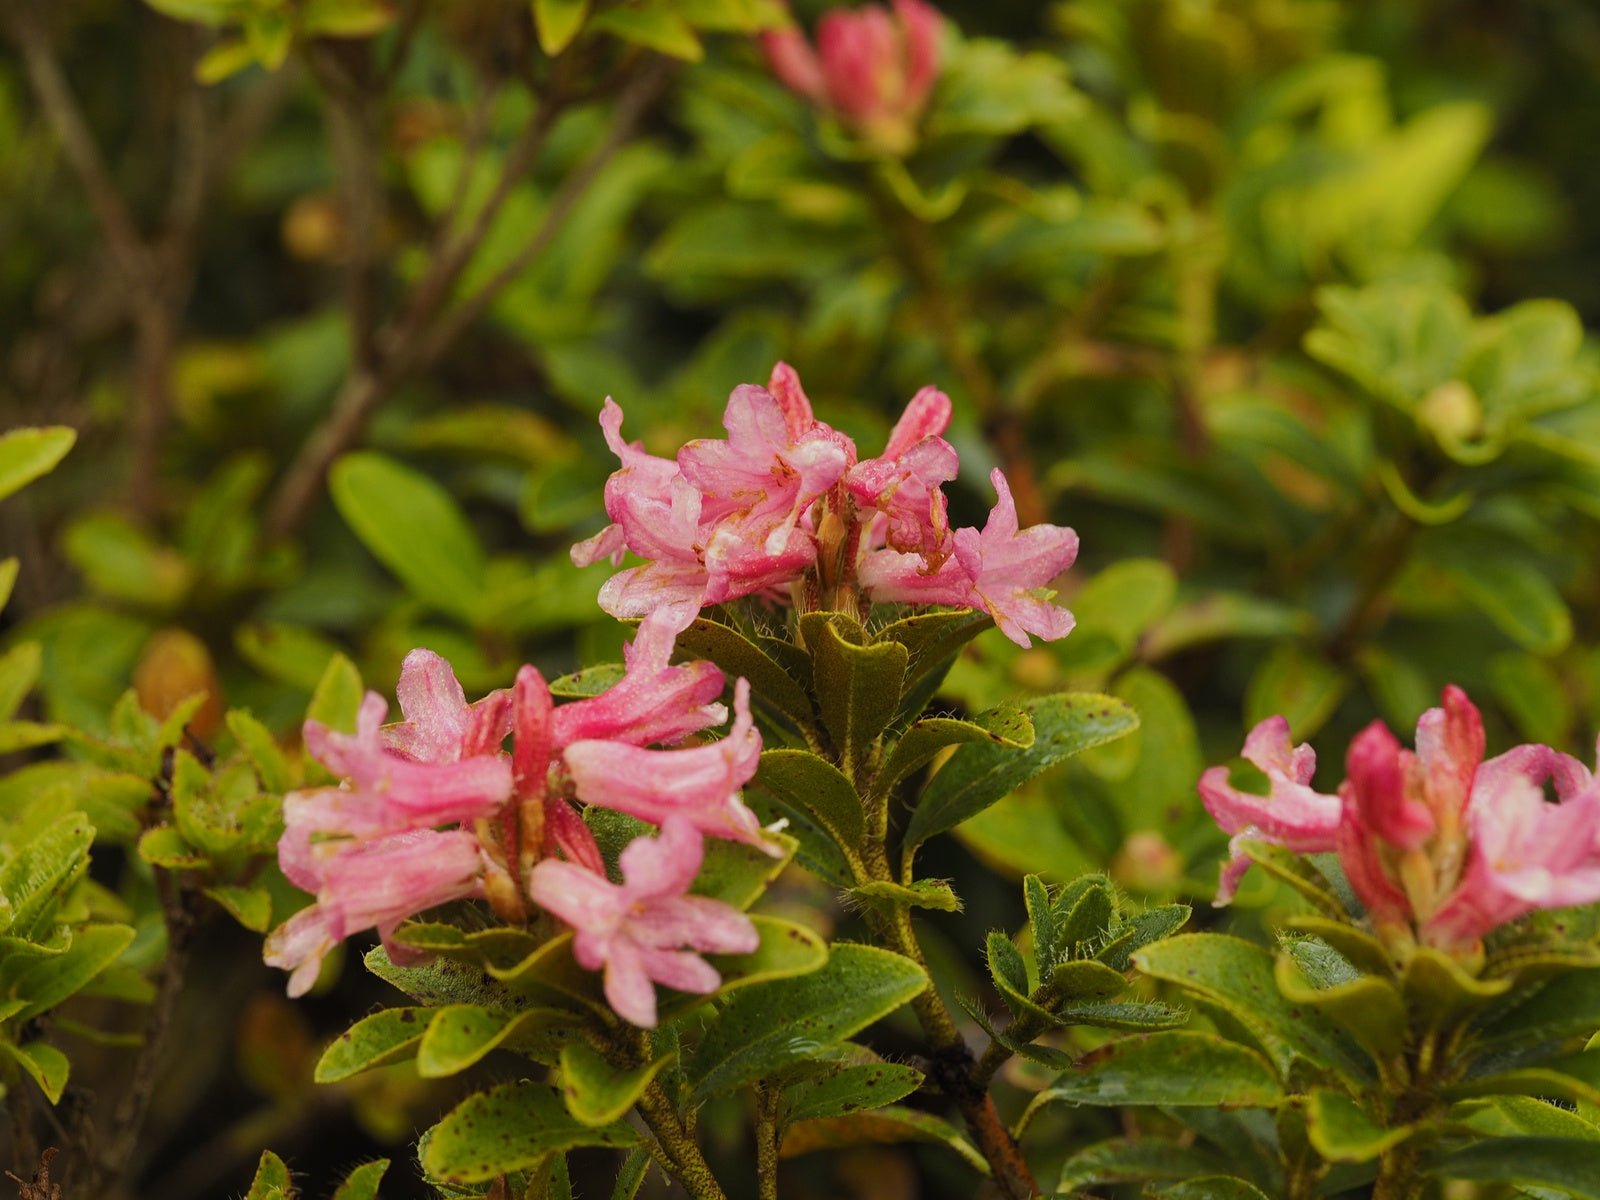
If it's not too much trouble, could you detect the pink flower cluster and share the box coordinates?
[264,613,774,1026]
[571,363,1079,649]
[1201,686,1600,949]
[761,0,943,154]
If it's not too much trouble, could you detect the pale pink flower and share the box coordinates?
[266,828,486,997]
[1198,716,1342,904]
[679,383,850,554]
[562,679,779,854]
[847,386,958,563]
[528,817,760,1026]
[860,470,1078,647]
[762,0,944,151]
[383,648,513,762]
[552,610,727,748]
[1427,744,1600,945]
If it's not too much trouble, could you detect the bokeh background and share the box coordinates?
[4,1,1600,1195]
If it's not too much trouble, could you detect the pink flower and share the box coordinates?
[383,648,513,762]
[563,679,780,854]
[860,470,1078,647]
[1197,716,1342,904]
[762,0,944,153]
[552,610,727,748]
[528,817,761,1026]
[282,687,513,870]
[847,386,958,563]
[265,828,486,997]
[1426,744,1600,945]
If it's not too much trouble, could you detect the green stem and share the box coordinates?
[634,1081,727,1200]
[755,1083,781,1200]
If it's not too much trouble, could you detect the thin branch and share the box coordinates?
[264,58,673,538]
[4,6,152,289]
[313,47,384,371]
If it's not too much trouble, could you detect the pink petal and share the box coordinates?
[882,386,952,459]
[619,817,706,902]
[385,649,471,761]
[603,939,660,1027]
[637,946,722,995]
[528,858,624,936]
[1344,722,1435,850]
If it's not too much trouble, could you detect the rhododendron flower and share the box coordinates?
[1197,716,1341,903]
[266,828,486,997]
[267,625,765,999]
[859,470,1078,647]
[761,0,943,154]
[575,363,1078,648]
[1428,743,1600,943]
[528,817,760,1027]
[1203,684,1600,949]
[563,680,779,854]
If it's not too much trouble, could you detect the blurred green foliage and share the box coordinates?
[4,0,1600,1195]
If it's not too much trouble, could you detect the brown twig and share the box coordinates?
[874,186,1049,528]
[264,58,674,538]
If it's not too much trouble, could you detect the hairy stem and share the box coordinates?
[755,1082,781,1200]
[634,1081,728,1200]
[860,841,1041,1197]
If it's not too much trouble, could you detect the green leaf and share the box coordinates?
[548,663,626,699]
[1400,946,1512,1032]
[590,3,702,59]
[1058,1139,1233,1191]
[1478,970,1600,1049]
[1051,1000,1187,1032]
[1447,1050,1600,1110]
[305,652,363,739]
[300,0,395,36]
[1304,1089,1412,1163]
[313,1007,428,1082]
[1025,874,1059,972]
[1424,537,1572,655]
[0,642,41,722]
[1427,1137,1600,1196]
[226,710,292,793]
[610,1148,651,1200]
[421,1081,638,1184]
[1244,643,1349,740]
[235,622,344,692]
[688,944,926,1099]
[680,914,829,1005]
[363,944,528,1011]
[673,618,815,731]
[1276,944,1407,1065]
[904,692,1138,862]
[245,1150,292,1200]
[875,609,992,704]
[1142,592,1316,661]
[194,38,256,83]
[778,1059,923,1126]
[1134,934,1370,1081]
[0,811,95,939]
[0,427,75,503]
[931,39,1081,135]
[62,513,191,608]
[533,0,589,54]
[848,879,961,912]
[755,750,863,845]
[329,451,486,621]
[806,614,907,780]
[1097,904,1192,972]
[1023,1031,1283,1115]
[416,1006,582,1077]
[1235,841,1347,917]
[202,885,273,933]
[559,1041,673,1126]
[779,1105,987,1174]
[136,826,206,870]
[331,1160,390,1200]
[1056,876,1116,955]
[1,1039,70,1103]
[1152,1179,1273,1200]
[874,704,1034,804]
[0,558,18,614]
[693,828,797,910]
